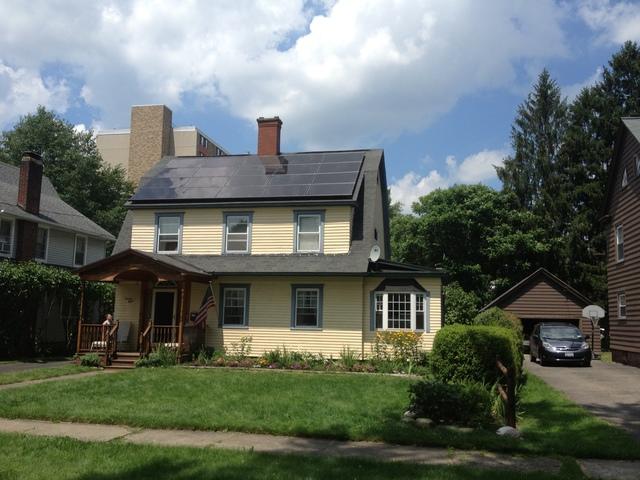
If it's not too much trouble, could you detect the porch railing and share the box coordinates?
[77,322,119,365]
[139,322,180,356]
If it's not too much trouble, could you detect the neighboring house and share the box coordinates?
[480,268,598,355]
[96,105,228,186]
[603,118,640,367]
[76,117,443,365]
[0,152,114,349]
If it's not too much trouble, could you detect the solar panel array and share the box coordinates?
[131,152,365,202]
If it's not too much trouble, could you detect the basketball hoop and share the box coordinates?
[582,305,606,358]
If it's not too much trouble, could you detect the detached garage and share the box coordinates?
[481,268,600,355]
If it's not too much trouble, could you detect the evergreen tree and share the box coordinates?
[0,107,134,237]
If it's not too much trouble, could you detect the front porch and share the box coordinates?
[75,249,212,366]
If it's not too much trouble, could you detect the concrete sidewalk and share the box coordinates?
[0,417,560,474]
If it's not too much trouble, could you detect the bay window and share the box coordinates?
[373,292,428,331]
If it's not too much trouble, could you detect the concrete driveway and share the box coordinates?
[526,356,640,440]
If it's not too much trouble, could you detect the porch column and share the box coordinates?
[76,283,85,354]
[177,278,191,360]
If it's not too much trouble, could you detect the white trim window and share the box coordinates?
[374,292,427,331]
[35,227,49,261]
[616,225,624,262]
[156,215,182,253]
[225,214,251,253]
[0,218,13,257]
[74,234,87,266]
[296,213,322,252]
[618,293,627,319]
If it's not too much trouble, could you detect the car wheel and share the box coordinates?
[583,358,591,367]
[540,354,548,367]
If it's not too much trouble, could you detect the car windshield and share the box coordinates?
[541,326,582,341]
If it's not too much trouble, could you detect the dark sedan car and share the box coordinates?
[530,322,592,367]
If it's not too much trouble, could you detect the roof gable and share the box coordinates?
[604,118,640,214]
[482,268,592,316]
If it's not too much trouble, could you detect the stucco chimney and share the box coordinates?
[257,116,282,156]
[17,151,43,215]
[128,105,175,186]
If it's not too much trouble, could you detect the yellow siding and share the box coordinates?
[362,277,442,355]
[204,276,364,357]
[113,282,141,350]
[129,206,352,255]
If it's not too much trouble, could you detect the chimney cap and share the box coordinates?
[22,151,42,163]
[257,116,282,124]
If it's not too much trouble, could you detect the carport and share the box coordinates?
[481,268,600,355]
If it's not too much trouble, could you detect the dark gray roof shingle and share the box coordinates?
[0,162,114,240]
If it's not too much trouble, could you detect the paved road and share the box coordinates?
[526,356,640,440]
[0,360,71,374]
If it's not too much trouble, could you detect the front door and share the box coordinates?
[152,290,176,326]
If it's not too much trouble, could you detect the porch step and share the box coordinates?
[106,352,140,370]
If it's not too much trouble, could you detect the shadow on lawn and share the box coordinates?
[70,452,556,480]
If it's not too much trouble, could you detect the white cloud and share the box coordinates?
[0,0,568,147]
[579,0,640,44]
[389,148,507,211]
[563,67,603,101]
[0,61,69,128]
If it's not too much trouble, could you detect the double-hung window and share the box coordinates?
[156,214,182,253]
[74,235,87,266]
[224,213,251,253]
[292,285,323,328]
[295,212,323,253]
[35,227,49,261]
[220,285,249,327]
[618,292,627,319]
[0,219,13,256]
[373,292,428,331]
[616,225,624,262]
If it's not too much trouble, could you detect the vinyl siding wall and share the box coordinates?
[204,276,364,357]
[130,206,352,255]
[608,130,640,363]
[46,228,106,267]
[113,282,141,350]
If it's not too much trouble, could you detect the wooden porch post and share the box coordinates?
[177,278,190,361]
[76,283,85,354]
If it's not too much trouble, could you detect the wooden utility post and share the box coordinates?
[496,359,516,428]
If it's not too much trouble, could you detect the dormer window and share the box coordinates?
[622,168,628,188]
[156,214,182,254]
[295,211,323,253]
[224,213,252,254]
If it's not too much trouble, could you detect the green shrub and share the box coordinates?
[473,307,523,337]
[228,336,252,360]
[339,346,359,371]
[430,325,521,385]
[372,331,423,365]
[79,353,101,367]
[444,282,480,325]
[409,379,493,427]
[136,344,177,368]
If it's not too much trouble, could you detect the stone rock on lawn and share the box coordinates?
[415,418,433,428]
[496,426,522,438]
[402,416,415,423]
[403,410,417,419]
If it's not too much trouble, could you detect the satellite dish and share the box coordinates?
[369,245,381,262]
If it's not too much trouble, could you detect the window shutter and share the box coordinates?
[369,291,376,331]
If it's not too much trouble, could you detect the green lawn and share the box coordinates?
[0,432,585,480]
[0,368,637,459]
[0,365,94,385]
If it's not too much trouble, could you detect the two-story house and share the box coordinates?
[76,117,443,364]
[0,152,114,350]
[604,118,640,367]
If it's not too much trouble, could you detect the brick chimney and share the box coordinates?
[257,116,282,156]
[17,151,43,215]
[128,105,175,186]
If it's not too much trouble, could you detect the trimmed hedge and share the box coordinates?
[473,307,523,338]
[409,379,493,427]
[429,325,521,384]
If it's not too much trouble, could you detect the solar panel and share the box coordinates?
[131,152,365,202]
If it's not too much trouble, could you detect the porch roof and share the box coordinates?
[75,248,211,282]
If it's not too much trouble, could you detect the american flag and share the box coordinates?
[193,283,215,328]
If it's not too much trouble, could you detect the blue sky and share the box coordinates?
[0,0,638,209]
